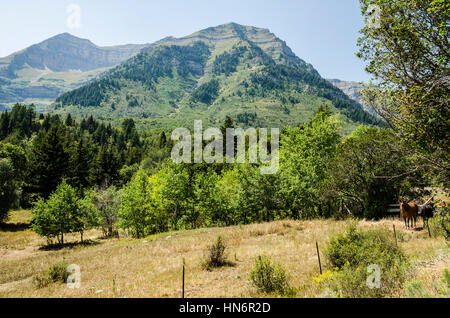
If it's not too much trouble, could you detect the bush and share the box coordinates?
[429,207,449,240]
[250,255,290,295]
[202,236,229,270]
[405,280,432,298]
[404,269,450,298]
[320,226,408,297]
[32,260,70,289]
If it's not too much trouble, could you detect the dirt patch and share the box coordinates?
[0,247,37,262]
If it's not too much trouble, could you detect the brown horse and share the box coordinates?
[400,201,419,229]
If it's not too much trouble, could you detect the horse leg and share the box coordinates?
[404,217,408,229]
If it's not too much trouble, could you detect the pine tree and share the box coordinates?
[27,125,70,198]
[69,136,92,189]
[90,145,121,186]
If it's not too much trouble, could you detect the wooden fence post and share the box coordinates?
[316,242,322,275]
[182,258,185,299]
[393,224,398,246]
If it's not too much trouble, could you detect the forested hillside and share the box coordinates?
[53,23,382,129]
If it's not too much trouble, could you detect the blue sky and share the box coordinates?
[0,0,371,82]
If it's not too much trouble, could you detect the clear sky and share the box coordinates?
[0,0,371,82]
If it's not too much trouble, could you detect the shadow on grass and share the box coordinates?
[203,261,237,272]
[0,222,30,232]
[39,239,100,251]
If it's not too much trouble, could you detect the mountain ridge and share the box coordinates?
[53,23,381,130]
[0,33,149,105]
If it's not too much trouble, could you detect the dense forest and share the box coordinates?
[0,103,430,242]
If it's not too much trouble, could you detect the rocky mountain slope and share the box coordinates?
[0,33,147,106]
[328,79,377,116]
[54,23,381,129]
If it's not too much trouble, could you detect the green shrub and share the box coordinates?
[443,269,450,289]
[32,260,70,289]
[429,207,449,240]
[320,226,408,298]
[405,280,432,298]
[325,226,406,269]
[202,236,229,270]
[404,269,450,298]
[250,255,290,295]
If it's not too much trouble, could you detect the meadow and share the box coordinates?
[0,210,448,298]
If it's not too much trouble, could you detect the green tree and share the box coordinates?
[357,0,450,185]
[325,126,422,219]
[90,185,121,237]
[156,163,193,229]
[279,112,341,218]
[118,170,153,238]
[27,125,70,199]
[69,135,92,189]
[0,158,16,222]
[31,181,91,244]
[90,145,121,186]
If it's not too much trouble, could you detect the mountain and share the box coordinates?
[0,33,148,106]
[327,79,378,116]
[53,23,381,129]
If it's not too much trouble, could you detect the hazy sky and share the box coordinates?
[0,0,371,82]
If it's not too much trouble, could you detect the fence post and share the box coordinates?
[393,224,398,246]
[182,258,185,299]
[316,242,322,275]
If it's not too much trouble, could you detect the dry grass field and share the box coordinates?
[0,210,448,298]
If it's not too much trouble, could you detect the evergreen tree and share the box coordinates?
[27,125,70,198]
[90,145,121,186]
[69,135,92,189]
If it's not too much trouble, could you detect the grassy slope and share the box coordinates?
[0,210,448,298]
[0,65,111,109]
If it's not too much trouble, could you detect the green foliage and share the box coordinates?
[250,255,290,295]
[0,158,16,222]
[202,236,229,270]
[279,111,340,218]
[358,0,449,186]
[31,180,96,244]
[429,206,450,240]
[322,225,408,297]
[325,126,422,218]
[213,46,248,76]
[405,280,433,298]
[118,170,167,237]
[405,269,450,298]
[27,124,70,199]
[191,79,220,105]
[90,185,121,237]
[32,260,70,289]
[0,104,38,141]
